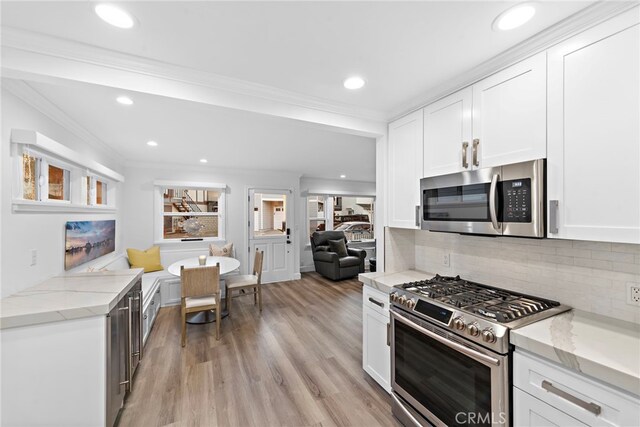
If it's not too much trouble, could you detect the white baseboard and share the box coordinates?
[293,273,301,280]
[300,265,316,273]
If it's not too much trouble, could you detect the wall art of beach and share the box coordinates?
[65,220,116,270]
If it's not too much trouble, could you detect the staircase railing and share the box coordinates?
[183,191,202,213]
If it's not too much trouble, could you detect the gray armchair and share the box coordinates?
[310,231,366,280]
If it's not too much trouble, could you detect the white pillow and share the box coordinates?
[209,242,233,257]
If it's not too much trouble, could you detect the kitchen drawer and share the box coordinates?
[514,350,640,426]
[363,285,389,316]
[514,387,587,427]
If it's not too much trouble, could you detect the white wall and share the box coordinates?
[299,177,375,272]
[0,88,123,297]
[385,227,640,324]
[122,163,301,277]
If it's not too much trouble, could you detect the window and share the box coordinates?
[86,176,110,206]
[307,195,374,241]
[155,182,226,242]
[20,151,71,202]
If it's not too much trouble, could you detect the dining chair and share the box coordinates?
[180,263,221,346]
[225,249,264,315]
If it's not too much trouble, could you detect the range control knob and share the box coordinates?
[452,317,466,330]
[389,292,398,302]
[467,323,480,337]
[398,295,407,305]
[406,299,416,309]
[482,328,496,343]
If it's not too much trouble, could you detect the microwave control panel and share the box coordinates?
[501,178,532,223]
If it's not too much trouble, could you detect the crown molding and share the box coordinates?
[389,1,639,120]
[1,27,387,124]
[2,78,125,165]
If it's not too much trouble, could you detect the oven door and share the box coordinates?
[421,166,502,236]
[391,309,509,427]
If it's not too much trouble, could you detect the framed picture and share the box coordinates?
[64,220,116,270]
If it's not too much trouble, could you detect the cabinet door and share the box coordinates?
[423,87,472,177]
[514,388,587,427]
[388,110,423,229]
[547,9,640,244]
[362,305,391,393]
[472,52,547,168]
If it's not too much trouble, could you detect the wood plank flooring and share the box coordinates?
[119,272,399,427]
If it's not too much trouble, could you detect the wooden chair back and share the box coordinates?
[180,264,220,299]
[252,249,264,283]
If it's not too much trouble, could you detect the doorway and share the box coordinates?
[248,188,294,283]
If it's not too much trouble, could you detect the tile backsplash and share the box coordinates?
[385,227,640,324]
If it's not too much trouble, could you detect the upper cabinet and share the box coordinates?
[547,9,640,244]
[472,52,547,168]
[388,110,423,229]
[423,53,547,177]
[423,87,472,177]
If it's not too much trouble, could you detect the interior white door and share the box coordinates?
[472,52,547,168]
[248,189,294,283]
[547,10,640,244]
[423,87,473,177]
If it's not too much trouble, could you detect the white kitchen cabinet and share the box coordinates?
[547,9,640,244]
[388,110,423,229]
[472,52,547,169]
[514,350,640,427]
[362,286,391,393]
[142,285,162,345]
[423,87,473,177]
[514,387,587,427]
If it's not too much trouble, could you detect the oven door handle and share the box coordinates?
[392,311,501,366]
[489,173,501,232]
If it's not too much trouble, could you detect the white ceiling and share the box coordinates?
[2,1,595,115]
[22,79,376,181]
[1,1,601,183]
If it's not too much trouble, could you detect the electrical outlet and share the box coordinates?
[443,253,450,267]
[627,283,640,306]
[31,249,37,266]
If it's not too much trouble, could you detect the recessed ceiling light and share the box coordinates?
[146,141,158,147]
[340,174,347,179]
[95,4,135,29]
[116,96,133,105]
[200,159,208,163]
[343,76,365,90]
[493,2,536,31]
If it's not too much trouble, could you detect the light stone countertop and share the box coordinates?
[359,269,435,293]
[0,269,143,330]
[511,309,640,397]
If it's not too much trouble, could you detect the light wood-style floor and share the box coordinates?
[119,272,399,427]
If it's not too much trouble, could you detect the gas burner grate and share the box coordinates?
[467,297,559,323]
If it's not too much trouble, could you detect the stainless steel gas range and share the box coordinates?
[389,275,570,427]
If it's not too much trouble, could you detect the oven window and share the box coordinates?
[423,183,490,222]
[395,320,492,426]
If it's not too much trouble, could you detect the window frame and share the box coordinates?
[153,180,227,244]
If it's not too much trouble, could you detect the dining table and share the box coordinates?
[168,255,241,324]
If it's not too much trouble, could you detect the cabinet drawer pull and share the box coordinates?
[462,141,469,168]
[472,139,480,167]
[386,322,391,346]
[549,200,559,234]
[415,205,420,227]
[541,380,602,416]
[368,297,384,308]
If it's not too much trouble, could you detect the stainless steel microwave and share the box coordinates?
[420,159,545,238]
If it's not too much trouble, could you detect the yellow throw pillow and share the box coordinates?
[209,242,233,257]
[127,246,164,273]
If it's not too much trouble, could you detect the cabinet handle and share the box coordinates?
[144,314,148,320]
[368,297,384,308]
[472,139,480,167]
[415,205,420,227]
[126,296,133,392]
[386,323,391,346]
[462,141,469,168]
[541,380,601,416]
[137,290,143,361]
[549,200,559,234]
[151,300,154,305]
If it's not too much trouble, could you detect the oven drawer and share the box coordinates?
[363,286,389,316]
[514,350,640,427]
